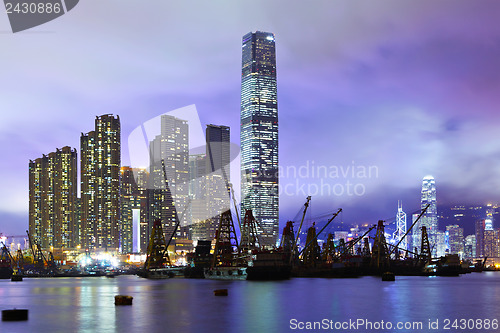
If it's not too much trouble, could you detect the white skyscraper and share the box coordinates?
[393,201,407,255]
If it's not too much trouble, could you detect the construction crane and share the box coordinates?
[240,210,260,253]
[211,210,240,267]
[144,220,170,269]
[290,196,312,263]
[298,208,342,258]
[333,224,377,260]
[25,230,58,274]
[371,220,390,269]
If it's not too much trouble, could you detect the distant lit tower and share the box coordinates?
[446,225,464,257]
[485,203,494,230]
[240,31,279,247]
[475,219,485,258]
[393,201,407,254]
[413,176,438,255]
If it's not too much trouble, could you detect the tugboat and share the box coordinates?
[204,210,247,280]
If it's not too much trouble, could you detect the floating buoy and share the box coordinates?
[214,289,228,296]
[11,275,23,282]
[382,272,396,281]
[2,309,28,321]
[115,295,133,305]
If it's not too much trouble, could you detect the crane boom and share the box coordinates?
[388,204,430,256]
[298,208,342,257]
[290,196,312,263]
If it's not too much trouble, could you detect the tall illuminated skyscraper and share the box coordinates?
[147,115,189,242]
[29,146,77,248]
[413,175,438,255]
[240,31,279,247]
[81,114,121,250]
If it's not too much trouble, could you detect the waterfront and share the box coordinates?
[1,272,500,332]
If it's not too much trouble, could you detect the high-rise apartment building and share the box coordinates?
[81,114,121,250]
[240,31,279,247]
[29,146,77,248]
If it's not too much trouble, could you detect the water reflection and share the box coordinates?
[1,273,500,332]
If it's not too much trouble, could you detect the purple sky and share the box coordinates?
[1,1,500,236]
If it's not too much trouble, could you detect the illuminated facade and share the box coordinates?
[240,31,279,247]
[413,175,438,255]
[81,114,121,250]
[147,115,189,243]
[464,235,476,259]
[484,229,498,258]
[29,146,77,248]
[446,225,464,257]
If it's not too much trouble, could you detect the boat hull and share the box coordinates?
[137,268,175,279]
[204,267,247,280]
[247,265,291,280]
[0,267,13,279]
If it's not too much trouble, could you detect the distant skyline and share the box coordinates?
[2,1,500,236]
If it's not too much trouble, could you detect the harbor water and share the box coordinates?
[1,272,500,333]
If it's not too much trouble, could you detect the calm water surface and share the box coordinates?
[1,272,500,333]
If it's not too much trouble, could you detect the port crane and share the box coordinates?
[290,196,312,263]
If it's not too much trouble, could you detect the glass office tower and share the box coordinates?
[240,31,279,247]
